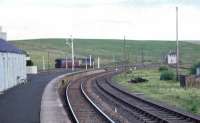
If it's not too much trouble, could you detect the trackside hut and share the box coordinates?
[0,39,26,92]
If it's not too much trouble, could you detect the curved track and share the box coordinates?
[95,74,200,123]
[66,72,114,123]
[64,70,200,123]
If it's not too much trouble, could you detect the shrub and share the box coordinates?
[128,77,148,83]
[126,69,132,74]
[160,70,175,80]
[26,60,34,66]
[190,62,200,75]
[159,66,168,72]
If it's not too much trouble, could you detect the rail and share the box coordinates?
[81,80,115,123]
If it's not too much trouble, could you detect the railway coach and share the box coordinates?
[55,57,94,68]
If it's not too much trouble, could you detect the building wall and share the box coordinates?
[0,53,4,91]
[167,54,177,64]
[0,26,7,40]
[0,32,7,40]
[0,52,26,92]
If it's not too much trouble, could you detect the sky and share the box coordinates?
[0,0,200,40]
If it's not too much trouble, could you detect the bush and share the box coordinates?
[126,69,132,74]
[128,77,148,83]
[190,62,200,75]
[159,66,168,72]
[160,70,175,80]
[26,60,34,66]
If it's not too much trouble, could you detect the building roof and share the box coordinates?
[168,52,176,56]
[167,50,176,56]
[0,39,24,54]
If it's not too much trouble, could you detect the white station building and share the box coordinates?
[0,38,27,92]
[0,27,7,40]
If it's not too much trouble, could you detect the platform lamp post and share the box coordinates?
[123,35,127,73]
[42,56,45,71]
[97,56,100,69]
[66,35,75,71]
[65,40,69,70]
[89,55,92,67]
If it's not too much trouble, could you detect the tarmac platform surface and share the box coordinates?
[0,70,70,123]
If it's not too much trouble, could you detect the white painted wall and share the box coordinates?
[196,67,200,76]
[26,66,38,74]
[0,32,7,40]
[167,54,177,64]
[0,52,4,91]
[0,52,26,92]
[0,26,7,40]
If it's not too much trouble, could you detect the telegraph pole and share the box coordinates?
[65,56,68,70]
[135,51,138,63]
[70,35,75,71]
[113,55,115,67]
[123,35,126,62]
[65,36,75,71]
[176,7,179,81]
[127,50,130,64]
[97,56,100,69]
[141,48,144,64]
[85,57,88,70]
[47,51,50,71]
[123,35,127,72]
[42,56,45,71]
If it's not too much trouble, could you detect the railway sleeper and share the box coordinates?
[147,111,191,120]
[96,80,169,123]
[106,78,200,123]
[98,80,197,123]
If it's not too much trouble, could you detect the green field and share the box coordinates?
[10,38,200,69]
[113,69,200,114]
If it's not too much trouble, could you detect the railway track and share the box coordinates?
[66,72,114,123]
[95,74,200,123]
[64,70,200,123]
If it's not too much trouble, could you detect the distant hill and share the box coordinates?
[10,38,200,70]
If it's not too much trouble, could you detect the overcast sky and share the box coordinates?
[0,0,200,40]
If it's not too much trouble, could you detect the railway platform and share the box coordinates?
[0,69,70,123]
[40,72,74,123]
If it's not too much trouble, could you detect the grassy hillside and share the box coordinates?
[10,38,200,70]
